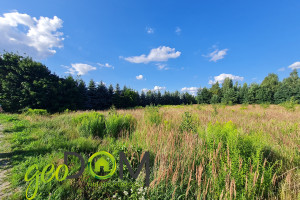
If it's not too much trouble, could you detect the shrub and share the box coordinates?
[179,111,198,133]
[200,121,281,199]
[72,112,106,137]
[210,94,220,104]
[144,105,162,126]
[212,104,219,116]
[24,108,48,116]
[280,96,298,111]
[105,113,137,138]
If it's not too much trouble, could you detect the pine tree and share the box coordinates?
[96,81,109,110]
[87,80,97,110]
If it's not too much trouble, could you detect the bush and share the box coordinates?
[200,121,281,199]
[24,108,48,116]
[72,112,106,137]
[144,105,162,126]
[179,111,198,133]
[210,94,220,104]
[280,96,298,111]
[105,113,137,138]
[212,104,219,116]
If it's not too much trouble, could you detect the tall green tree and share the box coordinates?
[257,73,280,103]
[221,78,237,104]
[96,81,109,110]
[0,53,60,112]
[197,87,212,104]
[274,70,300,103]
[87,80,97,109]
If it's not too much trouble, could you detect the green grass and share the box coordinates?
[0,105,299,199]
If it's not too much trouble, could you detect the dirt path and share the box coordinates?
[0,124,12,199]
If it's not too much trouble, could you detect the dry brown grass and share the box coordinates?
[96,104,300,199]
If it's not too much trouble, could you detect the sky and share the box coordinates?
[1,0,300,95]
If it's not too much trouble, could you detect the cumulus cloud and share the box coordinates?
[181,87,198,95]
[142,86,166,92]
[136,75,143,80]
[97,62,114,69]
[146,27,154,34]
[0,11,64,59]
[65,63,97,75]
[175,27,181,35]
[124,46,181,64]
[153,86,166,91]
[288,62,300,70]
[156,63,169,70]
[209,73,244,84]
[204,48,228,62]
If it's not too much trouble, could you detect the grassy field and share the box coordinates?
[0,104,299,199]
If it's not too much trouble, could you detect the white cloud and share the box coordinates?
[146,27,154,34]
[175,27,181,35]
[0,11,64,59]
[136,75,143,80]
[153,86,166,91]
[156,63,169,70]
[141,88,149,93]
[204,48,228,62]
[278,67,285,72]
[97,62,114,69]
[142,86,166,92]
[124,46,181,64]
[288,62,300,70]
[65,63,97,75]
[209,73,244,84]
[181,87,198,95]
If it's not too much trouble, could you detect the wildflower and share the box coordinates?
[113,193,117,198]
[124,191,128,196]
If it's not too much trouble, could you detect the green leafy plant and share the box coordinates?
[24,108,49,116]
[179,111,198,133]
[144,105,162,126]
[280,96,298,111]
[212,104,219,116]
[72,112,106,137]
[105,113,137,138]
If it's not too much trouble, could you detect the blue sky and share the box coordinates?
[1,0,300,94]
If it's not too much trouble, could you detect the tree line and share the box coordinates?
[0,52,299,113]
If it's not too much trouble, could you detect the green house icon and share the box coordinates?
[94,157,110,173]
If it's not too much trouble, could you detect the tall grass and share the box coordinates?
[72,112,106,137]
[105,112,137,138]
[144,105,163,126]
[0,104,299,199]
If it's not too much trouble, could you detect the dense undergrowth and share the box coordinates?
[0,104,299,199]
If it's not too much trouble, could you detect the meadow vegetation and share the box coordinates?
[0,104,299,199]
